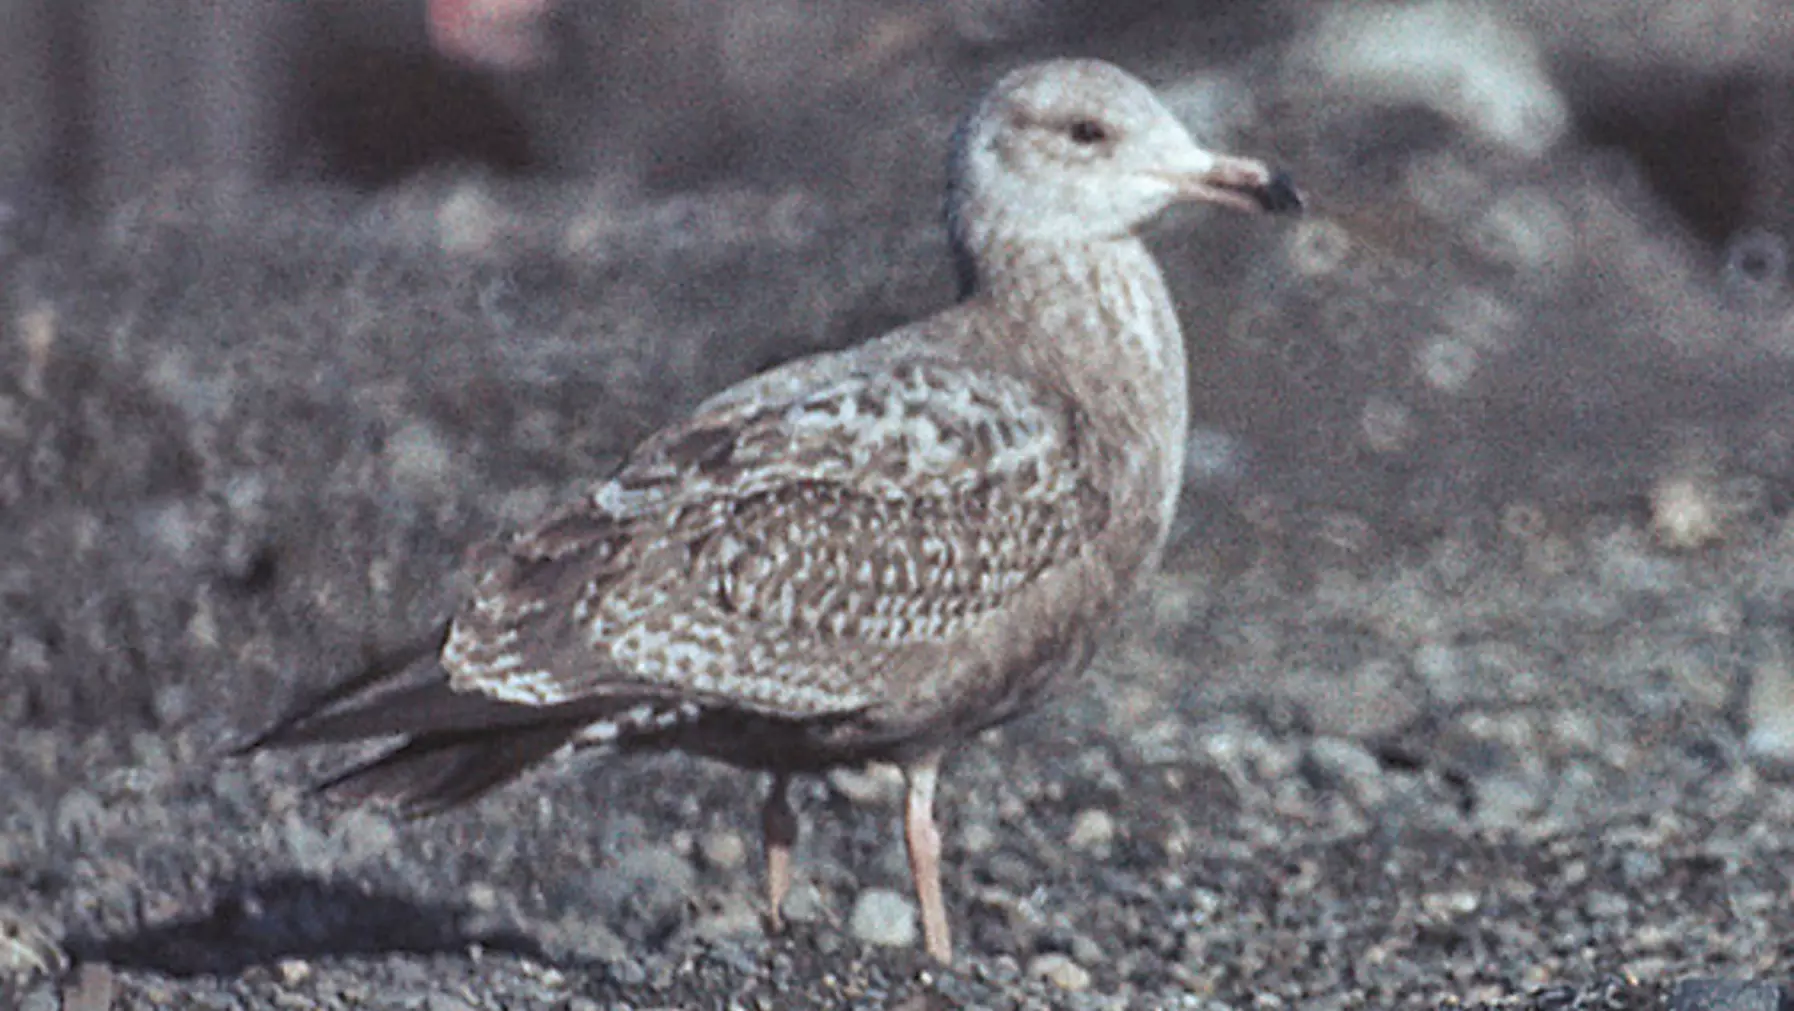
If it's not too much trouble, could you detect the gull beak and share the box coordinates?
[1158,150,1304,215]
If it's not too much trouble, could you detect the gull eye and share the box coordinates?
[1067,119,1109,145]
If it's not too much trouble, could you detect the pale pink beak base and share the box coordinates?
[1174,155,1304,214]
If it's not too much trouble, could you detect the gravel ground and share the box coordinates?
[4,2,1794,1008]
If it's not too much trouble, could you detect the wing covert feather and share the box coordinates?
[442,357,1109,716]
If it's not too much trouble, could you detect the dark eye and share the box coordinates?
[1067,119,1109,145]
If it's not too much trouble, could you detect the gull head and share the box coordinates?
[948,59,1300,255]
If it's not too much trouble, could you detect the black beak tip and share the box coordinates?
[1255,170,1304,214]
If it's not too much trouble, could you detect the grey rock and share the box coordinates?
[1027,952,1092,991]
[848,888,917,949]
[1669,979,1791,1011]
[1066,808,1116,855]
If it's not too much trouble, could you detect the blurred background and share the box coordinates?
[6,0,1790,231]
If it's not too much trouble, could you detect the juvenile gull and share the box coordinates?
[241,58,1301,963]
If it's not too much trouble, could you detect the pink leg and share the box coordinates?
[903,751,953,963]
[761,772,797,932]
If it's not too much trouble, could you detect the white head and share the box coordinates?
[947,59,1299,291]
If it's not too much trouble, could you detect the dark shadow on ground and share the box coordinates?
[63,873,544,977]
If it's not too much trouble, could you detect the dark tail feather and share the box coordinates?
[233,627,451,754]
[237,624,631,751]
[316,722,584,816]
[235,623,673,815]
[243,677,597,748]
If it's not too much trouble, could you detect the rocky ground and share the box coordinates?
[4,2,1794,1009]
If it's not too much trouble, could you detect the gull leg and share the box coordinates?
[903,750,952,963]
[761,772,797,932]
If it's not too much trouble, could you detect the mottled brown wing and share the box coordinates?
[441,356,1109,717]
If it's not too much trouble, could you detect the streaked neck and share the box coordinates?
[959,232,1191,536]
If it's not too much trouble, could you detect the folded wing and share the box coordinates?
[444,352,1110,721]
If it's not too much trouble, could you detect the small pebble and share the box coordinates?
[960,820,998,855]
[1070,934,1104,966]
[542,915,629,966]
[692,893,764,941]
[465,882,500,911]
[781,880,828,924]
[283,812,336,875]
[848,888,918,948]
[828,764,905,806]
[18,984,58,1011]
[1422,890,1480,917]
[1066,808,1116,854]
[1669,978,1789,1011]
[1584,890,1629,919]
[699,829,747,871]
[1306,737,1388,805]
[1746,648,1794,763]
[386,420,455,497]
[606,846,699,921]
[61,963,116,1011]
[332,808,398,867]
[1027,952,1092,991]
[53,789,107,848]
[436,182,503,255]
[1473,776,1540,830]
